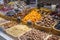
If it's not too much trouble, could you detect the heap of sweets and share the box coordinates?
[22,9,42,23]
[36,15,56,27]
[19,29,60,40]
[19,29,49,40]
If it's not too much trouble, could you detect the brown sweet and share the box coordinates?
[36,15,56,27]
[19,29,48,40]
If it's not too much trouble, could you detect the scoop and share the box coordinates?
[27,20,32,26]
[0,27,4,32]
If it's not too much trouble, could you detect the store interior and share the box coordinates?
[0,0,60,40]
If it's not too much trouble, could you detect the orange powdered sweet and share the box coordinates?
[22,10,42,23]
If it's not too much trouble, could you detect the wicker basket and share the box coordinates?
[39,7,52,15]
[51,20,60,35]
[34,21,57,33]
[34,23,52,32]
[52,26,60,35]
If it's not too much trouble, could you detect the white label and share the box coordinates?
[51,5,56,11]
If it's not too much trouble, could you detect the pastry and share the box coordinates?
[5,25,32,37]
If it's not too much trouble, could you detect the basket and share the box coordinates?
[52,27,60,35]
[52,26,60,35]
[34,23,52,32]
[34,21,57,33]
[51,20,60,35]
[39,7,52,15]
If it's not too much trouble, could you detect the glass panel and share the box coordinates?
[0,36,6,40]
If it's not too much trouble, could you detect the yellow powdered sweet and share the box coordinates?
[5,25,32,37]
